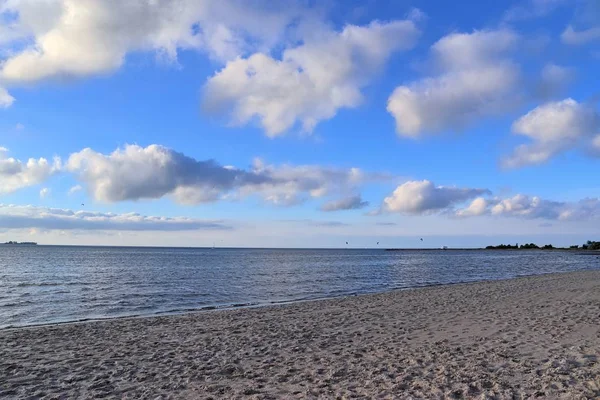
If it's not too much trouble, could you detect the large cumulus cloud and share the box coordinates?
[382,180,490,214]
[65,144,384,206]
[503,98,600,168]
[203,19,420,136]
[387,29,521,137]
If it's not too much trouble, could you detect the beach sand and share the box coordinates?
[1,271,600,399]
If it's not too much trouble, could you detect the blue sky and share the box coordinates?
[0,0,599,247]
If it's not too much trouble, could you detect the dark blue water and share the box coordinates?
[1,246,599,329]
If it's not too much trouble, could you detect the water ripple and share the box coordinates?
[0,246,599,328]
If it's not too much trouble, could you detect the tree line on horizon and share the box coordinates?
[485,241,600,250]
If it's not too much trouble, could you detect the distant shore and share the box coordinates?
[3,243,600,251]
[385,247,600,252]
[2,270,600,398]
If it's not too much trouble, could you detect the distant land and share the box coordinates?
[386,240,600,251]
[484,240,600,250]
[0,241,598,250]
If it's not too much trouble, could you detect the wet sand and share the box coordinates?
[1,270,600,399]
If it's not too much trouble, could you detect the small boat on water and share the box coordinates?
[441,246,448,250]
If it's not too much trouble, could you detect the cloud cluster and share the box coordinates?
[320,195,369,212]
[456,195,600,221]
[66,144,381,206]
[0,0,307,82]
[66,144,269,203]
[0,0,419,134]
[380,179,600,222]
[0,204,230,231]
[0,143,384,209]
[382,180,490,214]
[0,0,313,104]
[3,142,600,226]
[490,195,567,219]
[503,98,600,168]
[203,19,420,136]
[387,29,520,137]
[0,148,61,195]
[242,159,386,206]
[1,0,194,83]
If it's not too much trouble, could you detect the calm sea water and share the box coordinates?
[1,246,599,329]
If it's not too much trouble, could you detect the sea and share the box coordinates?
[1,246,599,329]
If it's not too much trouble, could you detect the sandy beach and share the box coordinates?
[1,271,600,399]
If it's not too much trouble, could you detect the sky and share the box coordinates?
[0,0,599,248]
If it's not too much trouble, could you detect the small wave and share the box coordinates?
[15,281,88,288]
[1,300,35,307]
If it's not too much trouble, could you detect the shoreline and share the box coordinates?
[4,268,597,332]
[2,270,600,398]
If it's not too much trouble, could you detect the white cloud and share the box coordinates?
[190,1,312,63]
[511,99,595,141]
[387,30,520,137]
[503,98,600,168]
[561,25,600,45]
[0,87,14,108]
[1,0,195,82]
[455,194,600,221]
[39,187,50,199]
[0,204,231,231]
[320,195,369,212]
[388,66,519,137]
[66,144,382,206]
[490,195,564,219]
[382,180,490,215]
[455,197,488,217]
[429,29,517,69]
[203,19,420,136]
[68,184,82,195]
[0,1,419,131]
[0,148,61,195]
[238,159,385,206]
[66,144,269,203]
[0,0,311,84]
[504,0,570,21]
